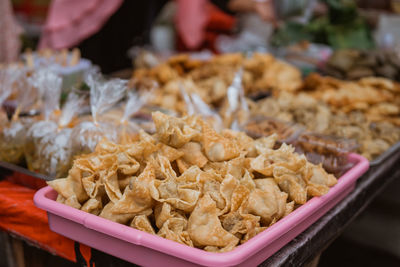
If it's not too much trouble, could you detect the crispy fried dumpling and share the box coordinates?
[154,202,186,229]
[273,166,308,204]
[160,143,184,162]
[47,164,89,206]
[178,142,208,168]
[201,122,240,162]
[158,218,193,247]
[305,163,337,197]
[221,130,255,156]
[221,212,261,239]
[250,143,306,177]
[101,159,121,203]
[111,163,155,214]
[125,131,159,163]
[116,150,140,176]
[242,178,287,224]
[152,111,200,148]
[49,110,340,252]
[130,215,155,234]
[99,202,152,224]
[252,134,278,155]
[81,198,103,215]
[188,194,239,250]
[150,156,201,212]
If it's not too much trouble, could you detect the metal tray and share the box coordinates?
[370,141,400,166]
[0,161,51,189]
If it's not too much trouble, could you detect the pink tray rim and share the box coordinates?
[34,153,369,266]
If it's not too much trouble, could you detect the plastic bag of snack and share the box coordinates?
[34,93,85,177]
[291,132,358,177]
[118,91,150,144]
[220,68,249,130]
[71,73,127,156]
[24,68,63,172]
[0,67,38,164]
[180,85,223,132]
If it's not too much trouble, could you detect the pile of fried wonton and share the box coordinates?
[48,112,337,252]
[249,89,400,160]
[131,53,302,114]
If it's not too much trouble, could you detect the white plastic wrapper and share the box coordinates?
[34,93,85,177]
[0,67,37,164]
[71,74,127,156]
[24,69,63,174]
[0,66,21,106]
[118,91,149,143]
[223,68,249,130]
[29,67,62,120]
[25,120,59,172]
[180,85,223,132]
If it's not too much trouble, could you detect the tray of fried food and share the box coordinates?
[301,73,400,125]
[300,73,400,162]
[47,111,340,252]
[131,53,303,115]
[248,91,400,162]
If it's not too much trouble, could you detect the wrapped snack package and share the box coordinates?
[24,69,63,174]
[220,68,249,130]
[36,93,85,177]
[49,112,337,252]
[118,91,150,144]
[180,85,223,132]
[0,67,38,164]
[71,73,126,156]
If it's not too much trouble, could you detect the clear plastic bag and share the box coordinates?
[220,68,249,130]
[180,85,223,132]
[0,67,38,164]
[24,69,63,173]
[71,73,127,156]
[118,91,149,144]
[36,93,85,177]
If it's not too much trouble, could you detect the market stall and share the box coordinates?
[1,0,400,266]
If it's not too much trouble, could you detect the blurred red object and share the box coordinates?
[0,180,91,264]
[176,1,235,52]
[12,0,50,23]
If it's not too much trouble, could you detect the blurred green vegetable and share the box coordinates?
[271,0,374,50]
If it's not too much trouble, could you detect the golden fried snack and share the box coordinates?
[131,53,303,115]
[48,112,337,252]
[250,88,400,161]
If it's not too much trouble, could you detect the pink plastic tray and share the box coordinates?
[34,153,369,267]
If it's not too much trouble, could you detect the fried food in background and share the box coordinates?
[302,73,400,126]
[323,49,400,81]
[249,90,400,160]
[131,53,302,114]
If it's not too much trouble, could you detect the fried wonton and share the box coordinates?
[49,111,338,252]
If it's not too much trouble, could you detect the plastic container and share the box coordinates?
[34,153,369,267]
